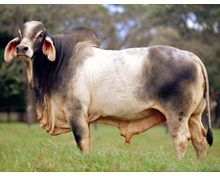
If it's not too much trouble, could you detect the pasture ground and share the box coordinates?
[0,122,220,172]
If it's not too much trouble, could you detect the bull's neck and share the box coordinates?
[50,34,64,58]
[33,34,72,99]
[50,34,74,70]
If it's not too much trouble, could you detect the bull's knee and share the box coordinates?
[173,134,190,158]
[191,130,207,159]
[166,114,191,158]
[73,130,90,152]
[192,138,206,159]
[69,119,90,152]
[189,117,207,159]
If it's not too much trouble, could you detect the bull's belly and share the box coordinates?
[93,87,156,121]
[100,106,157,121]
[89,90,167,143]
[92,108,166,143]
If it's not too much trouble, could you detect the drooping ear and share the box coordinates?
[42,36,56,61]
[4,37,20,62]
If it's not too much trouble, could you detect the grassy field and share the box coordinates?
[0,122,220,172]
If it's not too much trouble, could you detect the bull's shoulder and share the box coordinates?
[63,26,101,48]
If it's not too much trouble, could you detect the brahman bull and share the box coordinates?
[4,21,213,159]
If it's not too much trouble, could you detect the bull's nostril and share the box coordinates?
[16,45,29,53]
[22,47,28,53]
[15,46,19,53]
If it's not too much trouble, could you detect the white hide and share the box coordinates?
[74,47,156,122]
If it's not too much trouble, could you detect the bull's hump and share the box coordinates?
[63,26,101,48]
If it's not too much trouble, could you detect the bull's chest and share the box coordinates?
[36,95,71,135]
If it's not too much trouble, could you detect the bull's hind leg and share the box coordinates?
[189,98,207,159]
[166,110,191,158]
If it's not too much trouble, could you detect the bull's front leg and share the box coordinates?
[67,107,91,152]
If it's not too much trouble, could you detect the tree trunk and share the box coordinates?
[25,84,36,126]
[21,59,37,126]
[6,106,11,123]
[165,122,169,134]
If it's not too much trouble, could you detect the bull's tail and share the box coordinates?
[197,55,213,147]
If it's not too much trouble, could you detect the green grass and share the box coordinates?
[0,122,220,171]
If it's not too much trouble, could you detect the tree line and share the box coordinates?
[0,4,220,124]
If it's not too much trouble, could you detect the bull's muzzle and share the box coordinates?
[15,44,33,59]
[16,45,29,54]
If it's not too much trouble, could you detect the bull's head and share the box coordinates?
[4,21,56,88]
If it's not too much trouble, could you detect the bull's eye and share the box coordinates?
[37,33,44,40]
